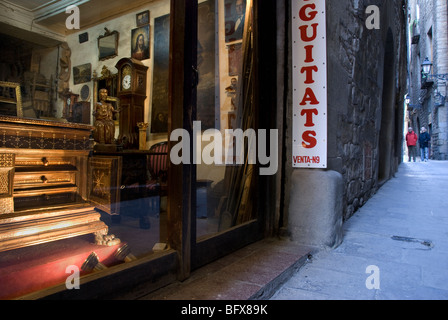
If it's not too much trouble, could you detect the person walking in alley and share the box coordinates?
[419,127,431,162]
[406,127,418,162]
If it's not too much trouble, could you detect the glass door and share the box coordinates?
[191,0,264,269]
[167,0,277,278]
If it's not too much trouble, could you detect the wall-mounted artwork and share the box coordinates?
[197,0,216,130]
[151,0,215,133]
[80,84,90,101]
[73,63,92,85]
[79,32,88,44]
[136,10,150,27]
[131,25,150,61]
[227,43,242,76]
[151,13,170,133]
[98,29,119,61]
[225,0,246,43]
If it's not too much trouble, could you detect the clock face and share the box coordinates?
[122,74,131,90]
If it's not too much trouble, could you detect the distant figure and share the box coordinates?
[93,89,118,144]
[406,127,418,162]
[419,127,431,162]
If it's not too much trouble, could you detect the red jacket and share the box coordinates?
[406,131,418,146]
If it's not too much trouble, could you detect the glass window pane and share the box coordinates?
[101,1,172,259]
[196,0,256,240]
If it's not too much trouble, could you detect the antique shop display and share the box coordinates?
[71,102,91,124]
[90,151,157,230]
[92,66,119,134]
[93,88,119,148]
[62,90,78,120]
[58,42,71,97]
[0,153,15,214]
[0,116,117,253]
[93,66,118,103]
[26,72,54,118]
[0,82,23,118]
[88,155,122,217]
[137,122,149,150]
[61,89,90,124]
[116,57,148,149]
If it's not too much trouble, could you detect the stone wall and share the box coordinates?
[326,0,407,220]
[408,0,448,160]
[282,0,408,227]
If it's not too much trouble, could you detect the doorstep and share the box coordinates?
[136,237,316,300]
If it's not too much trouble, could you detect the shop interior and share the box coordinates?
[0,0,255,299]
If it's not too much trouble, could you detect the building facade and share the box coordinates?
[283,0,407,249]
[0,0,407,299]
[407,0,448,160]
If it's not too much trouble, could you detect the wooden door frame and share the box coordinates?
[167,0,198,281]
[167,0,279,279]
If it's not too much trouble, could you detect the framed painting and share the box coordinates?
[227,43,242,76]
[131,25,150,61]
[151,14,170,133]
[197,0,216,130]
[136,10,150,27]
[73,63,92,85]
[225,0,246,43]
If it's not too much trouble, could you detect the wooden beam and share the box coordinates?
[167,0,198,281]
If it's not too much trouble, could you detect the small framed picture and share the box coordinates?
[136,10,150,27]
[73,63,92,85]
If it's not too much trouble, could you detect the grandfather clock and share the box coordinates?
[62,91,78,120]
[116,57,148,149]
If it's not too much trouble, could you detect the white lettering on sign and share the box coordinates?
[292,0,327,168]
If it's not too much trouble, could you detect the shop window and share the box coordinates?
[0,0,271,299]
[0,0,175,299]
[195,0,257,240]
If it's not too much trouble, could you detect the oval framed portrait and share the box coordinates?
[80,84,90,101]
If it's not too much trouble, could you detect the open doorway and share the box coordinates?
[378,29,396,183]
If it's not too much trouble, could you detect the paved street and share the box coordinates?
[271,161,448,300]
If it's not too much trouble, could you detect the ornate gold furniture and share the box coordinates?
[0,116,113,253]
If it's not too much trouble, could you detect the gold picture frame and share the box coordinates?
[0,81,23,117]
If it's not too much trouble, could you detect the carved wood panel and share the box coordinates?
[0,153,15,214]
[88,156,122,215]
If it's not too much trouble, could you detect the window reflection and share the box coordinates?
[196,0,254,240]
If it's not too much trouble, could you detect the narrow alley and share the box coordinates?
[271,161,448,300]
